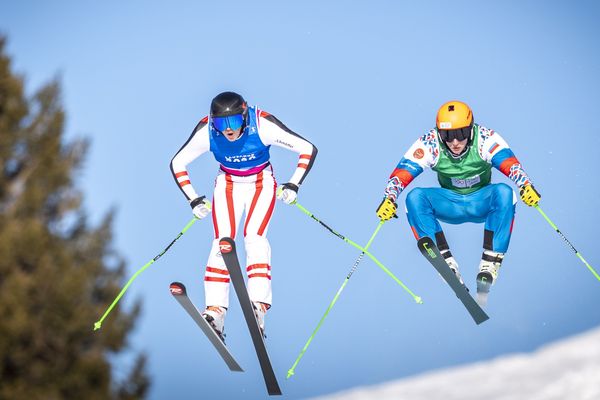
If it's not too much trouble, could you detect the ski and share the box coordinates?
[169,281,244,372]
[219,237,282,396]
[476,273,492,307]
[417,237,489,325]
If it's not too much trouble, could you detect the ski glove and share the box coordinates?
[276,182,299,205]
[376,197,397,221]
[519,184,541,207]
[190,196,212,219]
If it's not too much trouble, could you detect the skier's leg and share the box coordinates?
[204,172,245,310]
[405,187,467,282]
[469,183,516,299]
[482,183,516,254]
[245,234,272,333]
[242,170,276,306]
[405,187,444,242]
[405,187,471,244]
[242,170,277,332]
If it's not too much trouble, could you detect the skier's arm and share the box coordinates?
[377,132,437,221]
[169,118,211,202]
[384,131,437,203]
[258,111,318,188]
[480,128,532,187]
[480,127,541,206]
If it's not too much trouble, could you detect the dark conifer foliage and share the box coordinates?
[0,36,149,400]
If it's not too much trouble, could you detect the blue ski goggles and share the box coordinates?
[438,124,473,142]
[212,114,245,132]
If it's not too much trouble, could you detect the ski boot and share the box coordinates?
[476,250,504,306]
[252,301,269,339]
[202,305,227,342]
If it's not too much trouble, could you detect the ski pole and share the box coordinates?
[93,217,197,331]
[287,221,383,379]
[294,202,422,303]
[535,205,600,282]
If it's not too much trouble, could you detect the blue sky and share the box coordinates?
[2,1,600,399]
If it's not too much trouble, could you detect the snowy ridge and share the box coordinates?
[310,326,600,400]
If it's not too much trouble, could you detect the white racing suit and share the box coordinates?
[170,106,317,308]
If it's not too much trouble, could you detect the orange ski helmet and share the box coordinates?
[436,100,473,130]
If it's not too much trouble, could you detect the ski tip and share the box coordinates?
[417,237,438,259]
[169,282,186,295]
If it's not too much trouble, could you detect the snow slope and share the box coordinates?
[310,326,600,400]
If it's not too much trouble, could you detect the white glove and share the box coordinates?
[190,196,212,219]
[276,183,299,205]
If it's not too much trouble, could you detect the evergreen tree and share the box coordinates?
[0,36,149,400]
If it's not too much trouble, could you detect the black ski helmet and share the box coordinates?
[210,91,248,117]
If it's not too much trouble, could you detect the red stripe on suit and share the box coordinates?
[225,174,236,238]
[391,168,415,187]
[206,266,229,275]
[244,172,264,237]
[499,156,519,177]
[246,263,271,272]
[258,178,277,236]
[248,273,271,280]
[212,193,219,238]
[205,277,230,283]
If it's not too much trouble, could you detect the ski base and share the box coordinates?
[417,237,489,325]
[220,237,282,396]
[169,282,243,372]
[476,291,490,307]
[476,272,493,307]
